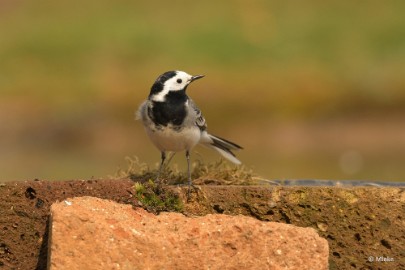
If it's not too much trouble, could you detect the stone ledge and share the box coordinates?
[1,179,403,269]
[48,196,329,270]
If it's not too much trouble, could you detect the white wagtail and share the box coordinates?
[137,70,242,192]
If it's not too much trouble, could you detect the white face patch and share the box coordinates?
[151,71,193,102]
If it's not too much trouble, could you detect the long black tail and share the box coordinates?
[200,133,242,164]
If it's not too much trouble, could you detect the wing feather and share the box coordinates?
[188,99,207,131]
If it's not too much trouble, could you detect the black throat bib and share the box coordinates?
[150,90,188,127]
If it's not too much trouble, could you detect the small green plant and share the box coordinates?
[133,179,183,213]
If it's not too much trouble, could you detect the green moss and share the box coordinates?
[133,179,183,213]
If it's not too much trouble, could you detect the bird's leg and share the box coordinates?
[156,151,166,184]
[186,150,192,199]
[185,151,200,200]
[165,152,176,167]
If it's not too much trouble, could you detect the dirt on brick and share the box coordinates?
[0,179,404,270]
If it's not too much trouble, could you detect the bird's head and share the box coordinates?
[148,70,204,102]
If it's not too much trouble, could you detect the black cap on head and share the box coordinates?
[149,71,177,97]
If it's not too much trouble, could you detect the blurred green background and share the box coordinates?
[1,0,404,182]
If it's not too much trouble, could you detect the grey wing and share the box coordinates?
[188,99,207,131]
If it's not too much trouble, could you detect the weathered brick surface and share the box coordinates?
[48,196,329,270]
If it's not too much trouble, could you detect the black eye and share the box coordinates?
[176,79,182,84]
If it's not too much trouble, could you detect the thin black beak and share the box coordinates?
[190,75,205,82]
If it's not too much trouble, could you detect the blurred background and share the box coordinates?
[1,0,404,182]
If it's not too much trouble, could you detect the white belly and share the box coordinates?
[146,126,201,152]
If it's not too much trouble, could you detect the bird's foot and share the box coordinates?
[186,183,201,202]
[173,182,200,201]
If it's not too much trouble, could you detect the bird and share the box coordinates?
[137,70,242,194]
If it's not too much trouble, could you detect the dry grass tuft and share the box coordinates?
[115,156,260,185]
